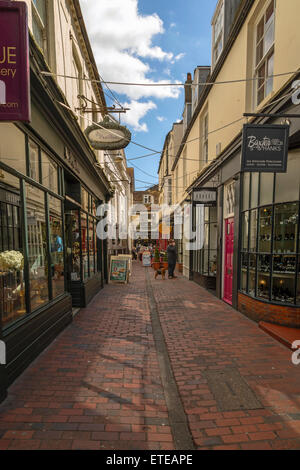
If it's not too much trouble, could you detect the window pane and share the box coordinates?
[272,255,296,303]
[260,172,274,206]
[89,217,95,275]
[275,152,300,203]
[257,254,271,300]
[41,152,58,193]
[240,253,248,293]
[266,53,274,96]
[81,213,88,279]
[26,184,49,311]
[0,184,25,327]
[242,212,249,251]
[28,139,40,182]
[243,172,250,210]
[81,187,89,212]
[49,197,64,298]
[249,254,256,296]
[209,250,217,277]
[65,210,80,281]
[273,203,298,254]
[0,124,26,175]
[33,0,47,24]
[258,207,272,252]
[32,16,44,50]
[250,173,259,208]
[249,210,258,252]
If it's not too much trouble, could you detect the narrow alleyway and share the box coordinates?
[0,261,300,450]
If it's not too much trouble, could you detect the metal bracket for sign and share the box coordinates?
[76,95,129,114]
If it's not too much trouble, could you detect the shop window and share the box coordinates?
[49,197,64,298]
[275,152,300,204]
[257,254,271,300]
[242,173,250,211]
[81,187,89,212]
[65,210,81,282]
[250,173,259,208]
[240,253,248,293]
[249,210,258,252]
[41,152,58,194]
[26,184,49,311]
[260,172,274,206]
[0,176,25,327]
[81,213,88,279]
[0,124,26,176]
[258,206,272,253]
[88,218,95,275]
[193,206,217,277]
[240,198,300,304]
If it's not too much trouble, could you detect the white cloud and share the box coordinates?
[157,116,166,122]
[79,0,184,131]
[80,0,183,100]
[170,22,176,28]
[121,100,157,132]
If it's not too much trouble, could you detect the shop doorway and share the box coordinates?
[223,217,234,305]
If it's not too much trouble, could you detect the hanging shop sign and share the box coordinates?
[0,2,30,122]
[85,117,131,151]
[241,124,289,173]
[193,188,217,205]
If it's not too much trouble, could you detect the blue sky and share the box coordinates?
[80,0,217,189]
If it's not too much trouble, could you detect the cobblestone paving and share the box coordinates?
[0,261,300,450]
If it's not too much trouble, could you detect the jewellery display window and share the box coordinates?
[239,169,300,306]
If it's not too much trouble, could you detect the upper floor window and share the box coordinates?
[144,195,153,204]
[212,1,224,67]
[32,0,47,55]
[255,0,275,105]
[201,113,209,165]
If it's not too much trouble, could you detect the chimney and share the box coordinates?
[184,73,192,104]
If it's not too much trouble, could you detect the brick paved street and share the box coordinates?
[0,261,300,450]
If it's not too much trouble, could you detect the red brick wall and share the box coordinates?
[238,292,300,327]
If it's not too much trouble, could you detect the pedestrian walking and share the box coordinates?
[167,239,177,279]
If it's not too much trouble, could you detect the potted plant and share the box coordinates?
[152,246,160,271]
[162,251,168,269]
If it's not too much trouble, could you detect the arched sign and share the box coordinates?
[85,118,131,151]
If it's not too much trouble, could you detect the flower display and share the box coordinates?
[0,251,24,272]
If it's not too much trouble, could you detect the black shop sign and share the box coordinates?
[241,124,289,173]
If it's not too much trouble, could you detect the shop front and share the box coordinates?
[191,189,218,291]
[238,150,300,326]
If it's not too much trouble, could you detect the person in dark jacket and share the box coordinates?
[167,239,177,279]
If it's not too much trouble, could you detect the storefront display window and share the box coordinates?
[81,213,89,280]
[240,169,300,306]
[89,218,95,275]
[26,184,49,311]
[0,173,25,327]
[65,210,81,282]
[193,206,217,277]
[49,197,64,298]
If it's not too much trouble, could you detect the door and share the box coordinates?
[223,217,234,305]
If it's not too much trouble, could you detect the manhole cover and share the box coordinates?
[203,368,262,411]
